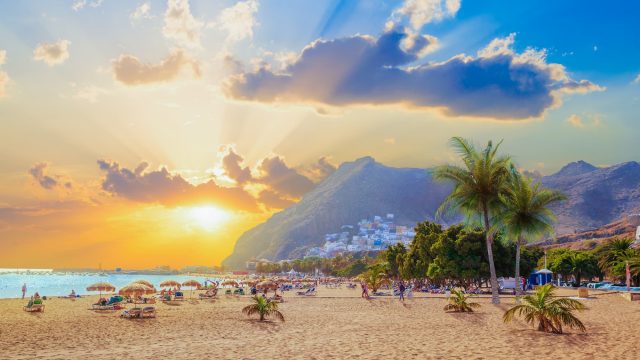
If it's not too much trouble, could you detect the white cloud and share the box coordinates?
[33,40,71,66]
[112,49,201,86]
[567,113,603,128]
[226,31,602,120]
[567,114,584,128]
[0,50,8,98]
[72,0,104,11]
[163,0,203,48]
[72,85,110,103]
[634,74,640,84]
[131,2,153,21]
[390,0,461,31]
[215,0,259,44]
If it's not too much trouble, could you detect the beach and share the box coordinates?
[1,287,638,359]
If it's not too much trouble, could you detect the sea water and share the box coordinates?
[0,270,216,298]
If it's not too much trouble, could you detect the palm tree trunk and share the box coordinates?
[483,203,500,305]
[515,236,522,297]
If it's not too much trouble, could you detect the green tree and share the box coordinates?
[242,296,285,322]
[359,263,390,292]
[503,284,586,334]
[401,222,443,281]
[518,246,545,279]
[443,289,480,312]
[380,243,407,280]
[596,238,635,280]
[493,169,565,295]
[434,137,512,304]
[335,259,368,277]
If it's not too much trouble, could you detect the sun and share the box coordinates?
[188,205,231,231]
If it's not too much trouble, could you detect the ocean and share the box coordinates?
[0,270,215,299]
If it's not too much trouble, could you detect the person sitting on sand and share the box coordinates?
[26,296,34,308]
[69,290,76,297]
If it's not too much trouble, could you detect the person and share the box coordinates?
[69,289,76,297]
[398,281,406,302]
[361,282,367,298]
[21,283,27,299]
[34,292,40,299]
[362,282,370,299]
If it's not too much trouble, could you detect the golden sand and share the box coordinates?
[0,287,638,359]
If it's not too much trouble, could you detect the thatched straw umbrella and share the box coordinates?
[119,283,155,307]
[159,280,181,290]
[221,280,239,288]
[132,280,155,289]
[256,280,278,295]
[86,282,116,299]
[182,279,202,299]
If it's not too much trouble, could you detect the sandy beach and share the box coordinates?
[1,287,638,359]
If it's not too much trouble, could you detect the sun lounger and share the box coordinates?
[174,292,184,300]
[24,299,45,312]
[121,307,142,318]
[141,307,156,318]
[91,304,117,310]
[199,289,218,299]
[296,287,316,296]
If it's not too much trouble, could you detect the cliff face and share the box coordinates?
[223,158,640,268]
[222,157,451,268]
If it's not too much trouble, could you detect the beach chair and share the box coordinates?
[233,288,245,296]
[120,308,142,319]
[24,299,45,312]
[174,291,184,300]
[142,307,156,318]
[305,287,317,296]
[297,287,316,296]
[199,289,217,299]
[92,303,116,311]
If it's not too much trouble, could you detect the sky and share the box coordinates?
[0,0,639,269]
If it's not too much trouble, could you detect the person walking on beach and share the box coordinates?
[398,281,406,302]
[21,283,26,299]
[361,281,369,299]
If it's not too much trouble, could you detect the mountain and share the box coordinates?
[222,157,452,268]
[542,161,640,235]
[223,158,640,268]
[546,160,598,179]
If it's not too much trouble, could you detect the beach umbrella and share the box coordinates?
[182,280,202,299]
[160,280,181,289]
[221,279,239,287]
[256,280,278,294]
[119,283,155,307]
[132,280,155,289]
[86,282,116,299]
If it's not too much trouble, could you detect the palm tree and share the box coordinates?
[360,263,390,292]
[597,238,635,279]
[434,137,511,304]
[444,289,480,312]
[242,296,285,322]
[494,168,566,295]
[503,284,586,334]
